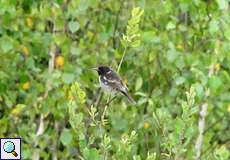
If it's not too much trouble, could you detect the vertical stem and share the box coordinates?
[33,45,56,159]
[195,64,213,159]
[36,45,56,137]
[195,103,208,160]
[117,46,127,73]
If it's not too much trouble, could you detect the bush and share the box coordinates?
[0,0,229,159]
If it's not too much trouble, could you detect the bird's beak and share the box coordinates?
[91,67,98,71]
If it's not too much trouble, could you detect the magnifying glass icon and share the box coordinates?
[3,141,18,157]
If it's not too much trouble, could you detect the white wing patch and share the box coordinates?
[103,76,108,81]
[99,76,113,93]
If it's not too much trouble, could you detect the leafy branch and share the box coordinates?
[117,7,144,73]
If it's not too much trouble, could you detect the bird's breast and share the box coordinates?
[99,76,114,93]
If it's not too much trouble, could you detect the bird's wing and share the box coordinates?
[103,70,126,91]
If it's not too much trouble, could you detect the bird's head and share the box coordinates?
[92,66,111,75]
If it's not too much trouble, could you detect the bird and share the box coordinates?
[92,65,136,104]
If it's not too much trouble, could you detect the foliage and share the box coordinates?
[122,7,144,48]
[0,0,230,159]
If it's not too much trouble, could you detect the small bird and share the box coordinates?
[92,65,135,104]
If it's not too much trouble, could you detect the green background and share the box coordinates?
[0,0,229,159]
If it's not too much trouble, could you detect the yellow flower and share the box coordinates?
[55,55,65,67]
[11,104,26,116]
[22,46,29,56]
[26,18,33,28]
[144,122,150,129]
[22,81,30,90]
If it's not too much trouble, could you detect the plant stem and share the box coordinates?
[195,103,208,160]
[117,46,127,73]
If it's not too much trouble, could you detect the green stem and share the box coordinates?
[117,46,127,73]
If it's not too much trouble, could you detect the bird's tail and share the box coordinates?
[120,90,136,104]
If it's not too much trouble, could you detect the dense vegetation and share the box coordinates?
[0,0,230,159]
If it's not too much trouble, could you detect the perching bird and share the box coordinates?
[92,66,136,104]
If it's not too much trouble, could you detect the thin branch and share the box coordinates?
[103,95,118,106]
[117,46,127,73]
[204,116,225,134]
[201,136,230,158]
[52,122,59,160]
[195,102,208,160]
[32,150,40,160]
[95,89,103,108]
[194,64,214,160]
[32,45,56,160]
[36,114,44,136]
[90,87,102,106]
[36,45,56,136]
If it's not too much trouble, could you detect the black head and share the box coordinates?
[96,66,111,75]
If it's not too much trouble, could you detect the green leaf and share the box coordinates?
[70,44,81,55]
[175,76,185,86]
[0,39,13,53]
[167,49,179,62]
[60,129,73,146]
[195,83,204,99]
[209,20,219,34]
[111,116,128,131]
[215,145,230,160]
[79,0,90,11]
[146,152,157,160]
[216,0,228,10]
[68,21,80,33]
[62,73,75,84]
[148,52,156,62]
[135,77,143,90]
[142,31,156,42]
[83,148,102,160]
[166,22,176,30]
[209,75,222,92]
[69,113,83,129]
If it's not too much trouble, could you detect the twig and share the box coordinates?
[117,46,127,73]
[201,142,218,159]
[201,136,230,158]
[95,89,103,108]
[103,95,118,106]
[52,122,59,160]
[194,102,208,160]
[32,150,40,160]
[204,116,225,134]
[90,87,102,106]
[36,45,56,136]
[194,64,214,160]
[32,45,56,160]
[36,114,44,136]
